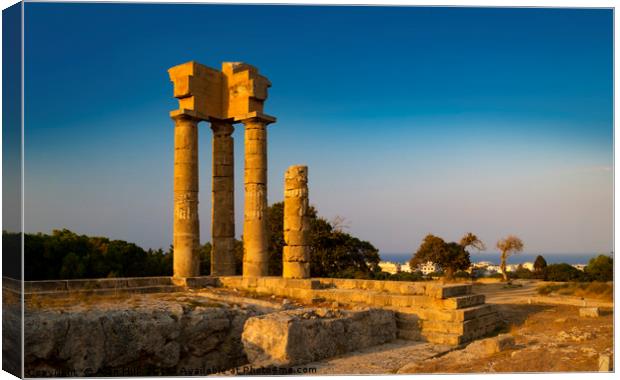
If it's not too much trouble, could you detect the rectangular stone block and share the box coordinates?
[425,284,472,299]
[441,294,486,309]
[579,307,600,318]
[241,309,396,366]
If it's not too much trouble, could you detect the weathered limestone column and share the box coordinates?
[242,115,275,277]
[283,165,311,278]
[210,119,236,275]
[172,110,201,278]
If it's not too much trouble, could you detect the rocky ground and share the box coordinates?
[301,281,614,374]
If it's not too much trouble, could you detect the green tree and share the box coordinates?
[544,263,585,282]
[410,234,471,280]
[533,255,547,277]
[584,255,613,282]
[496,235,524,282]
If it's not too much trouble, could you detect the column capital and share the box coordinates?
[235,111,276,126]
[209,118,235,136]
[170,109,207,122]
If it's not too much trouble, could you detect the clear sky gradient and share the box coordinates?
[23,4,613,255]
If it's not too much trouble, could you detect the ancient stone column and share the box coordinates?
[210,119,236,276]
[283,165,311,278]
[242,115,274,277]
[172,111,200,278]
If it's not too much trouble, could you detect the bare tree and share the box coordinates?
[496,235,524,281]
[330,215,350,232]
[460,232,486,251]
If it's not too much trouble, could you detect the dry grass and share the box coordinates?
[537,281,613,301]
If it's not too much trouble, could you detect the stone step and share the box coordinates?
[394,303,496,322]
[441,294,485,309]
[424,283,472,299]
[422,331,463,346]
[421,312,500,335]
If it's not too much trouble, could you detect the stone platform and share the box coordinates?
[18,275,500,347]
[196,276,500,346]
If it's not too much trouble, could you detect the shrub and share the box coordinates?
[584,255,613,282]
[544,263,586,282]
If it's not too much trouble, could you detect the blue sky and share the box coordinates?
[23,4,613,255]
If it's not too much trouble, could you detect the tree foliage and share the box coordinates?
[544,263,586,282]
[584,254,613,282]
[533,255,548,275]
[409,234,474,280]
[23,229,174,280]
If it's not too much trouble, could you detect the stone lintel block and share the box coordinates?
[579,307,600,318]
[223,62,273,119]
[169,61,224,119]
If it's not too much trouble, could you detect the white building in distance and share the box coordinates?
[378,261,401,274]
[417,261,439,275]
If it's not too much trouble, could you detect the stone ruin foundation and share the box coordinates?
[14,275,500,375]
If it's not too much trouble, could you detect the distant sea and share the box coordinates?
[380,252,612,266]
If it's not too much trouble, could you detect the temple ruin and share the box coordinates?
[16,60,503,376]
[168,61,275,278]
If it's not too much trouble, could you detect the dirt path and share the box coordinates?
[473,280,613,308]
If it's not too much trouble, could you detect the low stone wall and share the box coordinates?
[242,308,396,366]
[210,276,500,346]
[24,298,259,376]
